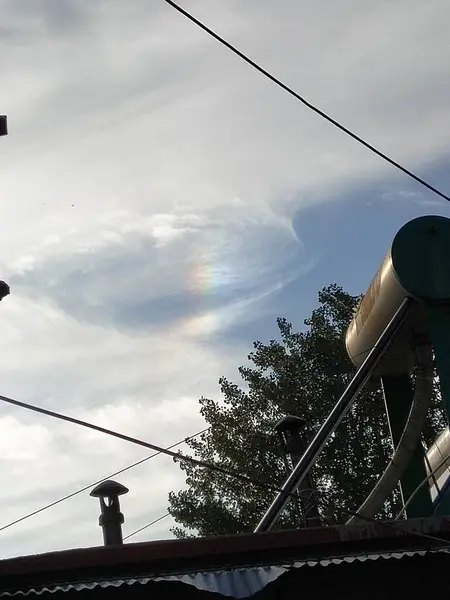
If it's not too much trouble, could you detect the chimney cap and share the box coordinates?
[90,480,129,498]
[0,281,10,301]
[274,415,306,434]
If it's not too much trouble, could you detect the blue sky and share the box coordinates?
[217,164,450,344]
[1,0,450,558]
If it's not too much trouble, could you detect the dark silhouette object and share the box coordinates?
[274,416,321,528]
[0,281,10,301]
[90,480,129,546]
[0,116,7,137]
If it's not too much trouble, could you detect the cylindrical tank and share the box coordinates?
[346,215,450,375]
[425,428,450,491]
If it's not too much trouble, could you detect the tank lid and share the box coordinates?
[391,215,450,301]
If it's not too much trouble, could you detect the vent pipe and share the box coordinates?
[90,480,129,546]
[0,116,7,137]
[274,416,321,528]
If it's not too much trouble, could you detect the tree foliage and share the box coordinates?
[168,284,445,537]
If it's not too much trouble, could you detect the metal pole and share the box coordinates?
[381,373,433,518]
[254,298,411,533]
[274,416,320,527]
[292,438,322,528]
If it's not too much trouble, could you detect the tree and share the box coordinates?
[168,284,445,537]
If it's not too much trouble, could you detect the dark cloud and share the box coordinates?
[9,234,188,331]
[4,0,87,36]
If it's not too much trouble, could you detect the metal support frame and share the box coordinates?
[429,306,450,425]
[275,416,321,528]
[254,298,411,533]
[427,305,450,515]
[290,436,322,528]
[381,373,433,518]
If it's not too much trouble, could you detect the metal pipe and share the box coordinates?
[90,480,129,546]
[254,298,411,533]
[274,416,321,527]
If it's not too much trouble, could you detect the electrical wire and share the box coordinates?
[402,452,450,517]
[0,427,210,534]
[5,395,449,545]
[7,0,448,544]
[396,452,450,519]
[351,511,450,547]
[123,506,450,548]
[91,474,450,547]
[124,488,322,543]
[0,393,294,498]
[124,513,170,541]
[163,0,450,204]
[5,394,450,547]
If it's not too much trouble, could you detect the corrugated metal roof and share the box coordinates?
[2,547,450,599]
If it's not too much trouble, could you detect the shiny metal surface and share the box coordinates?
[346,215,450,376]
[345,251,417,375]
[426,428,450,485]
[2,549,449,598]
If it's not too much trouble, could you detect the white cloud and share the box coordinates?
[0,416,51,460]
[0,0,450,559]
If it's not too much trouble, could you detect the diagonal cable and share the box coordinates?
[0,428,209,534]
[0,393,292,498]
[164,0,450,203]
[124,513,171,541]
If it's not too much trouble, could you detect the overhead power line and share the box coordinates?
[126,489,322,543]
[0,427,210,534]
[5,380,447,545]
[396,453,450,520]
[123,507,450,547]
[164,0,450,204]
[353,512,450,548]
[0,393,291,498]
[124,513,171,541]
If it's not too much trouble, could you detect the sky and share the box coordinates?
[1,0,450,559]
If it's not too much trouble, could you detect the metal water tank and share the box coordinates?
[425,428,450,504]
[345,215,450,375]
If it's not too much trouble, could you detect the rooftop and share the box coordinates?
[2,516,450,599]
